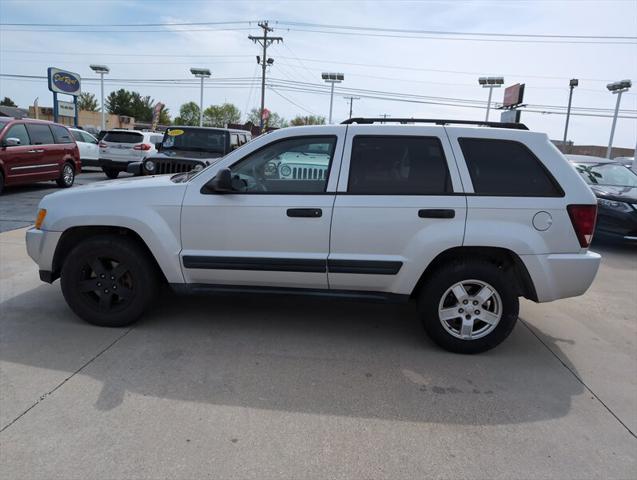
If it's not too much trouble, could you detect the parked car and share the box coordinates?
[98,129,163,178]
[613,156,635,171]
[566,154,637,240]
[69,128,99,167]
[0,117,80,194]
[27,118,601,354]
[129,126,252,176]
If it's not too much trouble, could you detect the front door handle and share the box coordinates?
[418,209,455,219]
[287,208,322,218]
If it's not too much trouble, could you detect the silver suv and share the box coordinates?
[26,118,601,353]
[98,129,163,178]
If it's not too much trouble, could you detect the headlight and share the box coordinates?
[280,164,292,177]
[597,198,633,212]
[144,160,155,172]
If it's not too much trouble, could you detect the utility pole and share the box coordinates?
[344,96,360,119]
[379,113,390,124]
[563,79,578,146]
[249,21,282,129]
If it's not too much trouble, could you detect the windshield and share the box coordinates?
[162,128,226,153]
[575,163,637,188]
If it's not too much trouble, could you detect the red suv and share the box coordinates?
[0,118,81,194]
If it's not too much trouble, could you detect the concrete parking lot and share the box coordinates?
[0,173,636,479]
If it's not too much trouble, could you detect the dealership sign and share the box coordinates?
[58,100,76,117]
[47,67,81,96]
[502,83,525,108]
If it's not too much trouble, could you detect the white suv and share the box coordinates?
[98,129,163,179]
[26,119,601,353]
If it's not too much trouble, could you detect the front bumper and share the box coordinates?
[521,251,601,303]
[25,227,62,279]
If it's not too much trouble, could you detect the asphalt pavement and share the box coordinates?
[0,172,635,479]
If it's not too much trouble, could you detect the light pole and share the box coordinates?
[90,64,109,131]
[478,76,504,121]
[606,79,632,158]
[322,73,344,124]
[562,78,579,146]
[190,68,211,127]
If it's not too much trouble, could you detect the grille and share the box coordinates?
[291,166,325,180]
[153,159,201,175]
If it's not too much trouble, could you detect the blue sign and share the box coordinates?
[47,67,81,96]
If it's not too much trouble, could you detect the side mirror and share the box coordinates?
[203,168,235,194]
[3,137,21,147]
[155,142,162,151]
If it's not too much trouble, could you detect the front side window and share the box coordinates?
[230,136,336,193]
[459,138,562,196]
[348,136,452,194]
[51,125,74,143]
[3,124,31,146]
[26,123,55,145]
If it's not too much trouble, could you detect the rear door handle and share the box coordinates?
[287,208,322,218]
[418,209,455,219]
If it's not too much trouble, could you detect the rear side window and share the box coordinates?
[348,136,452,194]
[4,124,31,146]
[51,125,74,144]
[459,138,563,197]
[103,131,143,144]
[26,123,55,145]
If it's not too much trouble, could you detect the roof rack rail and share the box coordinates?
[341,118,529,130]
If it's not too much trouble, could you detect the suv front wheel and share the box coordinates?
[61,235,157,327]
[418,260,519,354]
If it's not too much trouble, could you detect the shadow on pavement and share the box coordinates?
[1,284,583,426]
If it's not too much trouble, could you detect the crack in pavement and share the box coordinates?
[0,327,134,434]
[520,319,637,440]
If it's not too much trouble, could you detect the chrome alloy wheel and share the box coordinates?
[62,164,74,185]
[438,279,502,340]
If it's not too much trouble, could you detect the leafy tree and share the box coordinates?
[247,108,288,128]
[158,107,171,125]
[173,101,201,126]
[203,103,241,127]
[105,89,134,116]
[77,92,99,112]
[0,97,17,107]
[130,92,154,122]
[290,115,325,126]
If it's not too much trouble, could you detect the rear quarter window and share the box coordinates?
[103,131,143,144]
[458,138,563,197]
[51,125,74,144]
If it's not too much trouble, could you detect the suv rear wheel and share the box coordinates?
[102,167,120,179]
[418,260,519,354]
[56,162,75,188]
[61,235,157,327]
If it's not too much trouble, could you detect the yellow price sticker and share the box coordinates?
[167,129,184,136]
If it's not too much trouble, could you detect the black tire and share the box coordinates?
[56,162,75,188]
[60,235,158,327]
[418,260,519,354]
[102,167,120,179]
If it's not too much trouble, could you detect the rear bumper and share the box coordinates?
[97,158,132,171]
[521,251,601,302]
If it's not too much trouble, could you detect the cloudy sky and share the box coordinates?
[0,0,635,148]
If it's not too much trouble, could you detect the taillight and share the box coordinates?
[99,142,107,148]
[567,204,597,248]
[133,143,151,151]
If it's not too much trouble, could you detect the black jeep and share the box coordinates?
[128,126,252,176]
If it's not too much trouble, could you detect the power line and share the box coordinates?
[275,21,637,40]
